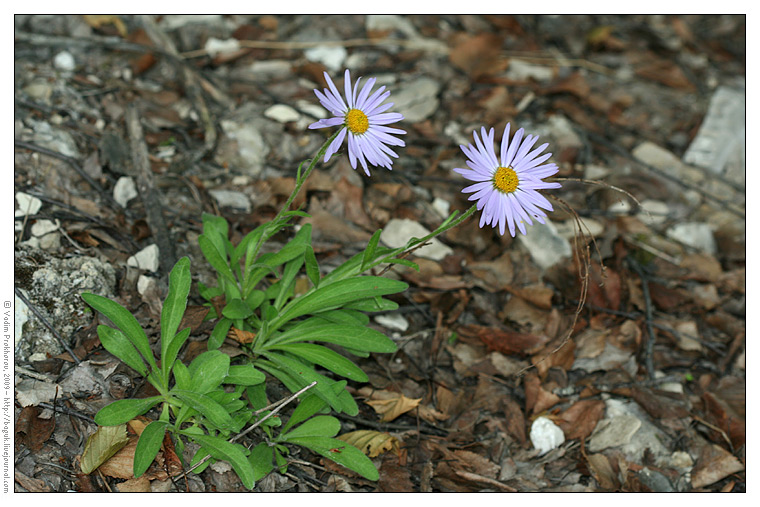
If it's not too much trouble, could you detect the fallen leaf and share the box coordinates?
[228,326,256,344]
[15,379,61,407]
[15,471,52,492]
[558,399,605,441]
[586,453,619,490]
[180,306,211,334]
[546,72,591,99]
[115,476,152,492]
[377,453,414,492]
[627,386,690,419]
[691,443,744,489]
[635,57,695,91]
[337,430,400,458]
[98,436,138,479]
[476,326,549,356]
[15,406,56,452]
[359,388,422,422]
[449,32,506,78]
[80,424,129,475]
[524,372,560,416]
[83,15,128,37]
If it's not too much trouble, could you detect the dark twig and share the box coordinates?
[14,287,81,364]
[628,257,657,380]
[336,413,450,436]
[125,104,177,275]
[37,402,95,423]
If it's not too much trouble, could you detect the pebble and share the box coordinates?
[208,189,251,213]
[431,197,450,219]
[666,222,717,254]
[374,314,409,332]
[304,45,347,72]
[505,59,555,82]
[113,176,138,208]
[530,416,565,454]
[265,104,301,123]
[391,77,440,123]
[380,218,453,261]
[127,244,160,272]
[517,219,572,270]
[204,37,241,56]
[15,192,42,217]
[53,51,75,71]
[29,120,81,158]
[217,105,270,177]
[555,217,604,239]
[636,199,670,226]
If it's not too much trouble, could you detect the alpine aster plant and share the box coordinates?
[308,69,406,176]
[454,123,561,237]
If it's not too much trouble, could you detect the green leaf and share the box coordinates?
[249,442,274,481]
[282,415,340,439]
[245,290,266,312]
[282,393,330,433]
[386,257,420,271]
[267,323,396,353]
[224,364,266,386]
[304,246,320,288]
[344,296,399,312]
[133,421,168,477]
[188,434,255,490]
[286,436,378,481]
[361,229,383,271]
[314,309,369,326]
[172,361,191,391]
[80,424,129,474]
[199,234,237,286]
[274,255,304,310]
[263,352,342,411]
[270,277,408,331]
[81,293,157,372]
[172,390,233,429]
[222,298,254,319]
[160,257,191,368]
[208,317,232,350]
[188,350,230,394]
[94,397,162,426]
[162,328,191,380]
[274,343,368,382]
[96,326,147,376]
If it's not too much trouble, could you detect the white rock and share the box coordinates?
[29,120,81,158]
[15,292,31,347]
[517,219,572,270]
[31,219,59,237]
[161,14,222,30]
[127,244,160,272]
[666,222,716,254]
[374,314,409,332]
[246,60,292,80]
[380,218,453,261]
[304,45,347,72]
[218,108,270,177]
[506,59,555,82]
[588,414,642,452]
[530,416,565,454]
[15,192,42,217]
[545,114,583,148]
[431,197,450,219]
[204,37,241,56]
[555,217,604,239]
[391,77,440,123]
[114,176,138,207]
[607,199,632,215]
[295,100,328,120]
[53,51,75,71]
[208,189,251,213]
[636,199,670,226]
[682,86,745,177]
[264,104,300,123]
[584,164,611,180]
[137,274,157,297]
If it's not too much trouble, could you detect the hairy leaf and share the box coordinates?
[133,421,167,478]
[286,436,378,481]
[96,326,147,376]
[94,397,162,426]
[188,434,255,490]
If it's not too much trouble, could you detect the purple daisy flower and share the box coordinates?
[308,69,406,176]
[454,123,561,237]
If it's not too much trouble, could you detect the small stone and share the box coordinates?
[53,51,75,71]
[15,192,42,217]
[304,45,347,72]
[530,416,565,454]
[113,176,138,208]
[555,217,604,239]
[583,164,611,180]
[204,37,240,56]
[669,451,694,469]
[23,80,53,102]
[374,314,409,332]
[30,219,58,237]
[208,189,251,213]
[517,219,572,270]
[636,199,670,226]
[431,197,450,219]
[127,244,160,272]
[666,222,716,254]
[380,218,453,261]
[264,104,300,123]
[505,59,555,82]
[136,275,156,297]
[607,200,632,215]
[391,77,440,123]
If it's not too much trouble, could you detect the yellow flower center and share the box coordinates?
[345,108,369,134]
[493,166,519,194]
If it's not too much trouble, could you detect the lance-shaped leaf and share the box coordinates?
[160,257,191,373]
[94,397,162,426]
[133,420,168,478]
[96,326,147,376]
[81,293,157,372]
[281,415,340,439]
[187,350,230,394]
[286,436,378,481]
[188,434,255,490]
[172,390,232,429]
[266,323,396,353]
[273,343,368,382]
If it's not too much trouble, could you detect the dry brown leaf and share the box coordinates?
[466,252,514,292]
[337,430,400,458]
[558,399,605,441]
[476,326,549,356]
[377,454,414,492]
[586,453,619,490]
[98,436,138,479]
[417,404,449,424]
[15,406,55,452]
[691,443,744,489]
[449,33,506,78]
[635,58,695,91]
[83,15,128,37]
[179,305,211,334]
[15,471,52,492]
[360,388,422,422]
[228,326,256,344]
[524,372,560,416]
[116,476,151,492]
